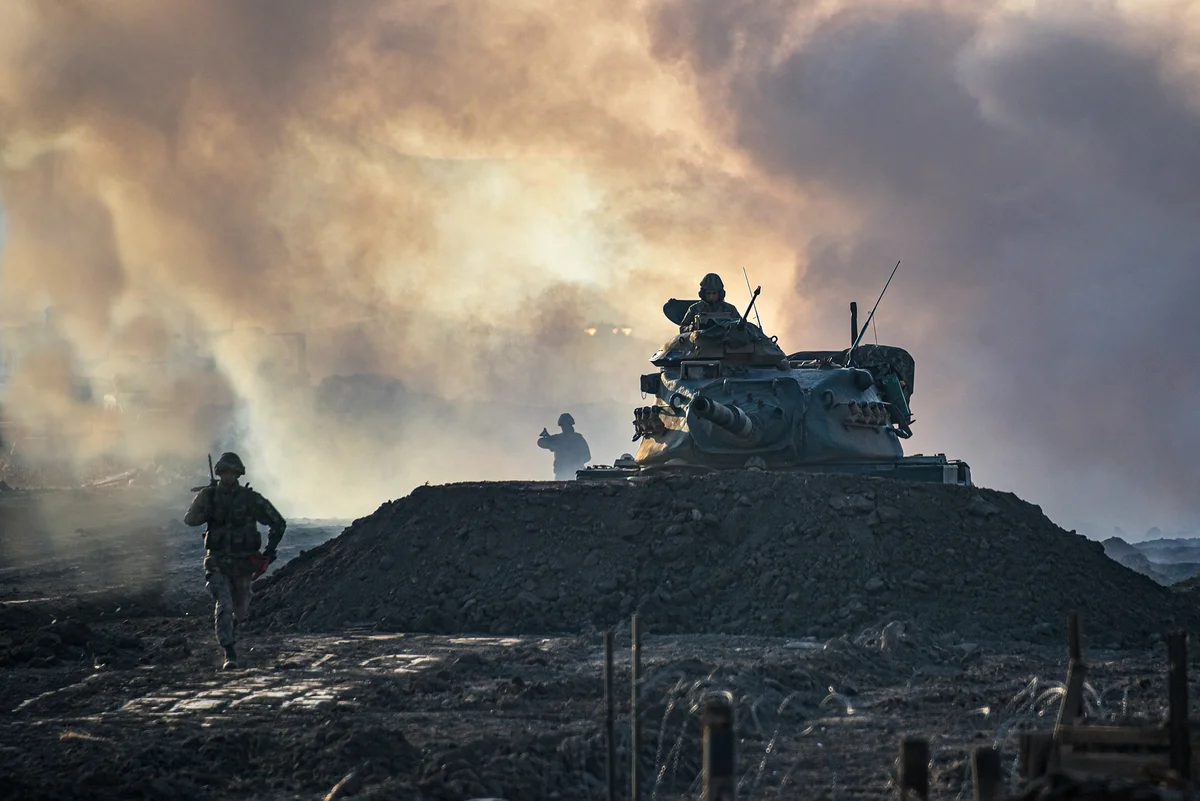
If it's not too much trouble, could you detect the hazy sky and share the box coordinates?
[0,0,1197,535]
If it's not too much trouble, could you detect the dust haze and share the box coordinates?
[0,1,1196,534]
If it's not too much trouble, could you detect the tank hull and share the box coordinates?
[578,454,972,485]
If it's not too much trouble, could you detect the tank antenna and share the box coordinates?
[741,266,763,329]
[848,260,900,367]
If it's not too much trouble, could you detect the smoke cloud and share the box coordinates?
[0,0,1196,535]
[649,0,1200,536]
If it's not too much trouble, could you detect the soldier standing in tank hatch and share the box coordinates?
[679,273,741,332]
[184,451,286,670]
[537,413,592,480]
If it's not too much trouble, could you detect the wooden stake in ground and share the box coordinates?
[899,736,929,800]
[1168,631,1190,782]
[1051,611,1087,771]
[604,629,616,801]
[702,695,735,801]
[631,614,642,801]
[972,746,1002,801]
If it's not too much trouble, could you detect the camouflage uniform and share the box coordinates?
[538,413,592,480]
[184,452,286,668]
[680,273,740,332]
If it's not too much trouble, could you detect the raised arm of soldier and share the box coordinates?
[183,486,214,528]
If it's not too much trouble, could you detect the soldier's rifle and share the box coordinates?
[189,453,216,493]
[847,260,900,367]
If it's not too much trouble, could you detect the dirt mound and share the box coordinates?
[251,473,1196,645]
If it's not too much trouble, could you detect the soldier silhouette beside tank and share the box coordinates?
[537,413,591,480]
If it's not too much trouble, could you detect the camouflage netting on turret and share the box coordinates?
[251,473,1199,645]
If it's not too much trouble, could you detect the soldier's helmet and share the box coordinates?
[699,273,726,301]
[558,412,575,427]
[214,452,246,476]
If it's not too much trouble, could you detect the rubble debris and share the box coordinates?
[0,614,154,669]
[252,473,1196,645]
[323,769,362,801]
[0,453,202,493]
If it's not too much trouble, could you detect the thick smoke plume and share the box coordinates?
[0,1,1197,534]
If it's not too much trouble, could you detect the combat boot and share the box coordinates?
[222,644,238,670]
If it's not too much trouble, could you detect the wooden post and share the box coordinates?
[605,630,616,801]
[1019,732,1053,781]
[1168,631,1190,782]
[972,746,1002,801]
[702,696,735,801]
[631,614,642,801]
[1059,611,1086,720]
[899,737,929,800]
[1068,611,1081,663]
[1052,611,1087,770]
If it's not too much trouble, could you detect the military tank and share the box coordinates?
[578,284,971,485]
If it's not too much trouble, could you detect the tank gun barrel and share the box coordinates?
[691,396,759,441]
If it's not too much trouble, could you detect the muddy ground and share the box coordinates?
[1,483,1196,800]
